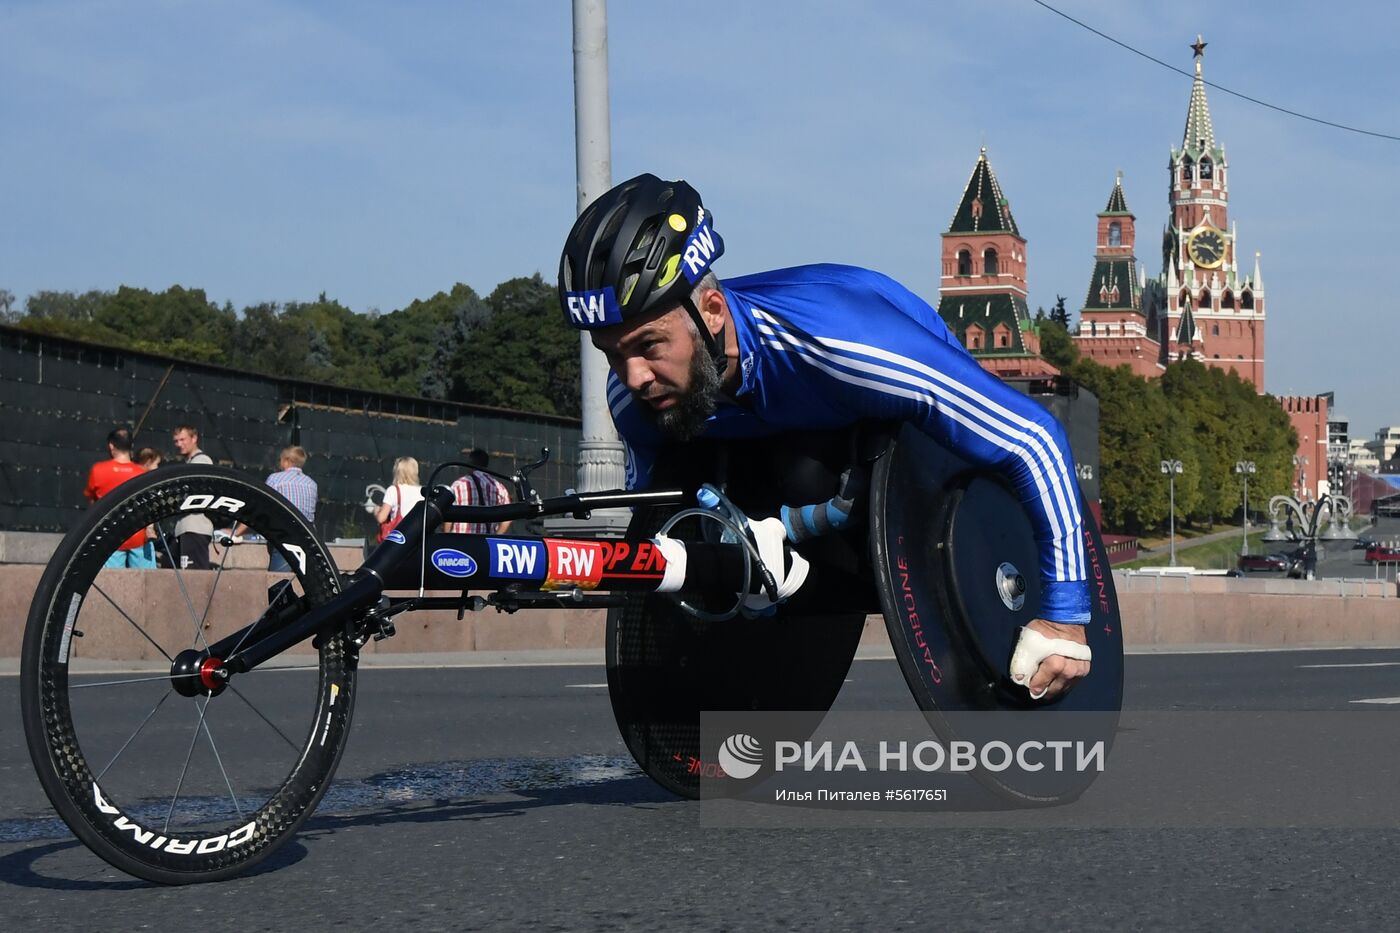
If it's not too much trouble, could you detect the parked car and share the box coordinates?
[1365,544,1400,564]
[1238,553,1290,572]
[1353,536,1376,551]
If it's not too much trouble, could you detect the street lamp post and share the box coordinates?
[1235,460,1256,555]
[1161,459,1184,566]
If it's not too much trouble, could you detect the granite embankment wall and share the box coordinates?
[1,561,1395,660]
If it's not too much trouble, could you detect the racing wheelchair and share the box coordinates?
[21,423,1123,884]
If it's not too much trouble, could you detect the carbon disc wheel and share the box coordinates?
[870,424,1123,806]
[20,465,356,884]
[607,503,866,799]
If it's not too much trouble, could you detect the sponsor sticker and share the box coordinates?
[680,209,724,283]
[488,538,546,579]
[431,548,479,578]
[542,538,605,590]
[319,683,340,746]
[58,592,83,665]
[385,529,407,545]
[597,539,667,578]
[94,783,256,853]
[565,287,623,329]
[179,494,245,513]
[282,543,307,575]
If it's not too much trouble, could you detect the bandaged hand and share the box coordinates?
[1010,620,1092,700]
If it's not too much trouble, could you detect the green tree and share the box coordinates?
[229,302,311,376]
[16,286,231,361]
[416,285,492,399]
[1159,360,1297,527]
[1067,358,1201,534]
[368,283,488,398]
[1038,319,1079,370]
[1049,295,1071,328]
[277,293,380,385]
[95,285,233,362]
[25,289,109,322]
[448,274,581,416]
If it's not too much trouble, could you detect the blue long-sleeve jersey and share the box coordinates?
[606,264,1090,623]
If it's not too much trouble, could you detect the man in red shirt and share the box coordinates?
[85,427,154,569]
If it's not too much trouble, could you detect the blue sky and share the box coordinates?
[3,0,1397,439]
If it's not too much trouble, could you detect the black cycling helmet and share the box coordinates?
[558,173,727,372]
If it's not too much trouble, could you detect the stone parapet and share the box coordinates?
[2,567,1396,660]
[0,530,363,573]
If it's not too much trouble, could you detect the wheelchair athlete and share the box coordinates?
[558,174,1091,700]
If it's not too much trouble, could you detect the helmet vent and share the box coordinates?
[619,272,641,307]
[645,230,669,270]
[630,221,657,261]
[596,206,629,260]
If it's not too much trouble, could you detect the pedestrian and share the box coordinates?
[85,427,155,568]
[134,447,163,566]
[171,424,214,569]
[446,448,513,534]
[228,446,318,572]
[375,456,424,541]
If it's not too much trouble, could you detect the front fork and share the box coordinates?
[170,485,463,692]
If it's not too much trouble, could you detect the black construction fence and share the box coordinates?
[0,324,581,541]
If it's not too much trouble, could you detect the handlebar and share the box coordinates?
[438,487,690,524]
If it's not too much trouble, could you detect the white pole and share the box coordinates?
[1241,475,1248,556]
[572,0,627,499]
[1169,474,1177,567]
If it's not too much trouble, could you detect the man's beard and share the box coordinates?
[652,335,722,442]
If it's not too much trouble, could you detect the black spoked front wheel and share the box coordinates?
[21,465,357,884]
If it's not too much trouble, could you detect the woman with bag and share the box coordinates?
[375,456,424,542]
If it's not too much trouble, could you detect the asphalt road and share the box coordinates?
[5,650,1400,931]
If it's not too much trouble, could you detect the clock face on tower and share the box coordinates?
[1188,228,1226,269]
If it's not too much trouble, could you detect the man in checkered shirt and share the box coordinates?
[264,446,318,571]
[225,446,318,571]
[446,448,512,535]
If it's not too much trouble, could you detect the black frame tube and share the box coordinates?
[198,485,740,677]
[222,574,383,673]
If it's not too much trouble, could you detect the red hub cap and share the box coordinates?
[199,657,226,693]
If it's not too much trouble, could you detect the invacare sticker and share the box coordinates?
[431,548,479,578]
[565,287,622,329]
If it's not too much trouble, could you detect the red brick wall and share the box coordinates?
[1279,395,1330,499]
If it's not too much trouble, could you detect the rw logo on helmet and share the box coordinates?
[565,287,623,329]
[681,209,724,284]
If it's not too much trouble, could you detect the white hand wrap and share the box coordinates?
[1010,626,1093,700]
[742,517,809,614]
[653,535,688,593]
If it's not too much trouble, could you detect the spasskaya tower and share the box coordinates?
[1151,35,1266,386]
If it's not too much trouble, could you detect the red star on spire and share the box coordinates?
[1191,35,1207,58]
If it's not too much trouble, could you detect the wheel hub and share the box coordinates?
[170,649,229,697]
[995,561,1027,612]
